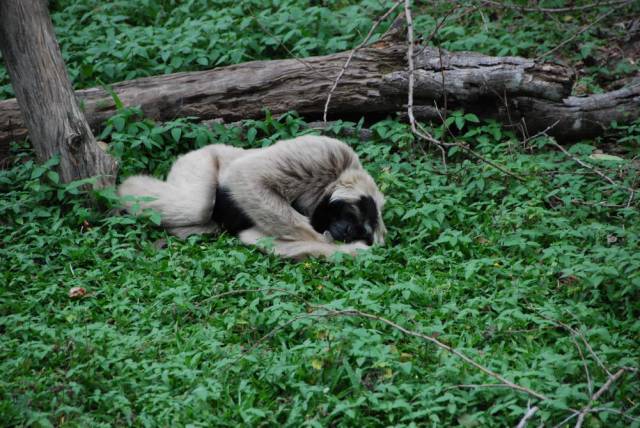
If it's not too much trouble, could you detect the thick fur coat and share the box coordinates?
[118,136,386,259]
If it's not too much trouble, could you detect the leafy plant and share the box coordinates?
[1,1,639,426]
[2,111,639,426]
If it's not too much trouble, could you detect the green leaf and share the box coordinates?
[47,171,60,184]
[149,211,162,226]
[464,113,480,123]
[30,167,46,179]
[171,127,182,142]
[246,127,257,143]
[113,116,125,132]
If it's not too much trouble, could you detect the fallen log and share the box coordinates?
[1,24,638,160]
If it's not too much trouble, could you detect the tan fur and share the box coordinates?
[118,136,386,259]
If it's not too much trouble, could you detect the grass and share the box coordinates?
[2,111,639,426]
[1,0,640,426]
[1,0,638,99]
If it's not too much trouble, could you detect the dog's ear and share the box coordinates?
[310,194,332,233]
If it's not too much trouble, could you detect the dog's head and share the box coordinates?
[311,169,386,246]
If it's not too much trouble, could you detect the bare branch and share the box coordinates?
[516,404,540,428]
[480,0,631,13]
[247,6,332,82]
[208,287,296,300]
[535,311,613,377]
[546,136,634,194]
[575,368,628,427]
[535,1,632,61]
[323,0,402,122]
[433,103,527,181]
[316,307,553,402]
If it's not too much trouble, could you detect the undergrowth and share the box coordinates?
[1,0,640,426]
[1,111,639,426]
[1,0,638,99]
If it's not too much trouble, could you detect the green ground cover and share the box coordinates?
[1,1,639,426]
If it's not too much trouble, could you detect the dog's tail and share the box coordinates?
[118,147,219,228]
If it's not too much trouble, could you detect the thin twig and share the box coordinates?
[524,112,636,208]
[231,312,321,364]
[552,411,580,428]
[480,0,631,13]
[589,404,640,422]
[516,404,540,428]
[533,310,594,395]
[546,136,633,193]
[434,103,527,181]
[404,0,450,166]
[404,0,419,137]
[438,46,447,122]
[521,120,560,145]
[231,303,638,425]
[208,287,296,300]
[318,307,553,402]
[535,312,613,377]
[535,2,632,61]
[573,335,594,397]
[323,0,402,122]
[234,305,553,402]
[445,383,519,391]
[575,368,627,427]
[247,6,332,82]
[413,3,466,58]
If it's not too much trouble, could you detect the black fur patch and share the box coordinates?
[358,196,379,230]
[211,187,254,234]
[310,195,379,245]
[309,195,333,233]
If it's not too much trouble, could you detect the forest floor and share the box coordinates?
[1,1,639,426]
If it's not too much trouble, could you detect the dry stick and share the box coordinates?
[230,311,322,365]
[322,0,402,122]
[480,0,630,13]
[535,311,613,377]
[574,368,627,428]
[404,0,420,137]
[320,307,553,402]
[445,383,519,391]
[208,287,296,300]
[433,103,527,181]
[335,307,639,426]
[527,125,637,207]
[535,2,631,61]
[247,6,332,82]
[521,120,561,146]
[236,305,553,402]
[403,0,449,166]
[590,404,640,422]
[516,404,540,428]
[413,3,464,58]
[546,137,634,195]
[231,298,636,424]
[572,335,594,397]
[405,2,525,181]
[552,411,580,428]
[532,310,593,396]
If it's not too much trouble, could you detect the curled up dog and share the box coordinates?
[118,135,386,260]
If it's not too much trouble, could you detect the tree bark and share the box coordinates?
[0,0,117,186]
[0,16,638,158]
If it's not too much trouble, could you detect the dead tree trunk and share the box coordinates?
[0,17,638,157]
[0,0,117,186]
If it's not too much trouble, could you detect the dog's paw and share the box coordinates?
[337,241,370,256]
